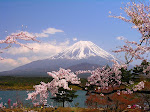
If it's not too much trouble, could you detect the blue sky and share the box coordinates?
[0,0,142,71]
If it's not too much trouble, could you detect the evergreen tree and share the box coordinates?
[51,87,78,107]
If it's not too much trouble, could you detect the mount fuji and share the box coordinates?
[0,41,117,77]
[52,41,115,60]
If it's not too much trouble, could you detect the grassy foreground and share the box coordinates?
[0,107,143,112]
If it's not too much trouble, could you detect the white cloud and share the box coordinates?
[0,58,19,71]
[0,57,34,71]
[35,33,49,37]
[17,57,31,65]
[116,36,126,40]
[43,28,64,34]
[0,58,19,67]
[35,28,64,38]
[7,47,31,55]
[73,38,77,41]
[7,41,68,55]
[59,40,70,46]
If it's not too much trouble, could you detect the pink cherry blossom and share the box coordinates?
[117,90,121,95]
[100,93,104,96]
[0,102,3,108]
[27,68,80,105]
[110,1,150,65]
[13,102,17,107]
[85,60,123,90]
[132,81,145,91]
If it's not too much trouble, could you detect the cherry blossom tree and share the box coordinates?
[110,1,150,64]
[26,68,80,105]
[109,1,150,94]
[76,60,146,96]
[76,60,126,94]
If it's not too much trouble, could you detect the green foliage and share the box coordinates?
[121,60,150,84]
[0,76,52,90]
[80,78,87,87]
[51,87,78,107]
[120,68,133,83]
[133,60,150,76]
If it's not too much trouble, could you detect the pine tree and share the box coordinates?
[51,87,78,107]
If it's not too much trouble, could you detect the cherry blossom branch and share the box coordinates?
[0,31,39,59]
[70,83,150,96]
[111,1,150,64]
[125,38,146,64]
[110,2,150,39]
[71,82,150,96]
[129,38,145,63]
[0,31,39,48]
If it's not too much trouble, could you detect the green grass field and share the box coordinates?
[0,76,53,90]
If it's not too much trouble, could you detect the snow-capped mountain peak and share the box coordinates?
[51,41,115,60]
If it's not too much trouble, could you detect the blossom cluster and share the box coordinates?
[87,60,125,89]
[118,80,145,95]
[77,60,126,90]
[114,40,150,61]
[0,31,38,48]
[111,1,150,64]
[27,68,80,105]
[132,81,145,91]
[47,68,80,96]
[143,64,150,75]
[26,82,48,105]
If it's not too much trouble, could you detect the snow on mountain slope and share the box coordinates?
[51,41,116,60]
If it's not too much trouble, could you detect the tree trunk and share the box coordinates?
[63,99,64,107]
